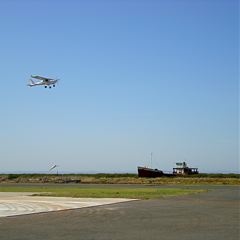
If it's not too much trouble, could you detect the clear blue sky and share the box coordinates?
[0,0,238,173]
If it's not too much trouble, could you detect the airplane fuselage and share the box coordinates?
[28,80,57,86]
[28,77,58,88]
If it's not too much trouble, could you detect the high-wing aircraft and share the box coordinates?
[49,164,59,172]
[28,75,59,88]
[49,164,59,175]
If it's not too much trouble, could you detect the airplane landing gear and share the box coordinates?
[53,85,55,87]
[49,86,51,89]
[44,86,47,88]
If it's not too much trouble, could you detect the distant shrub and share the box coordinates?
[7,174,20,179]
[190,173,240,179]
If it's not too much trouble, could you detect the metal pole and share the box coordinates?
[151,152,153,168]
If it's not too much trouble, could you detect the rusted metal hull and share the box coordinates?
[137,166,164,178]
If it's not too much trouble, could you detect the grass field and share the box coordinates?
[0,185,206,199]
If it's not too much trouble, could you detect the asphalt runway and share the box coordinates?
[0,185,239,240]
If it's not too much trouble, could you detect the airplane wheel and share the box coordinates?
[49,86,51,89]
[53,85,55,87]
[45,86,47,88]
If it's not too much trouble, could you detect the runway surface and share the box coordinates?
[0,185,239,240]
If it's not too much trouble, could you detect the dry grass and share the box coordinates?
[0,174,239,185]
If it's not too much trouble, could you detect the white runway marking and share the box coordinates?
[0,192,136,217]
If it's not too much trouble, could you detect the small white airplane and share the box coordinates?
[28,75,59,88]
[49,164,59,172]
[49,164,59,175]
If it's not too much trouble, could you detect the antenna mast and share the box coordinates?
[151,152,153,168]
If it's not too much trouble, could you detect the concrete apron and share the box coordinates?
[0,192,136,217]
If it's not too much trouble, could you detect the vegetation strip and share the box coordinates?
[0,185,205,199]
[0,174,239,185]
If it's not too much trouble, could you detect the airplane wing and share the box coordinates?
[31,75,52,81]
